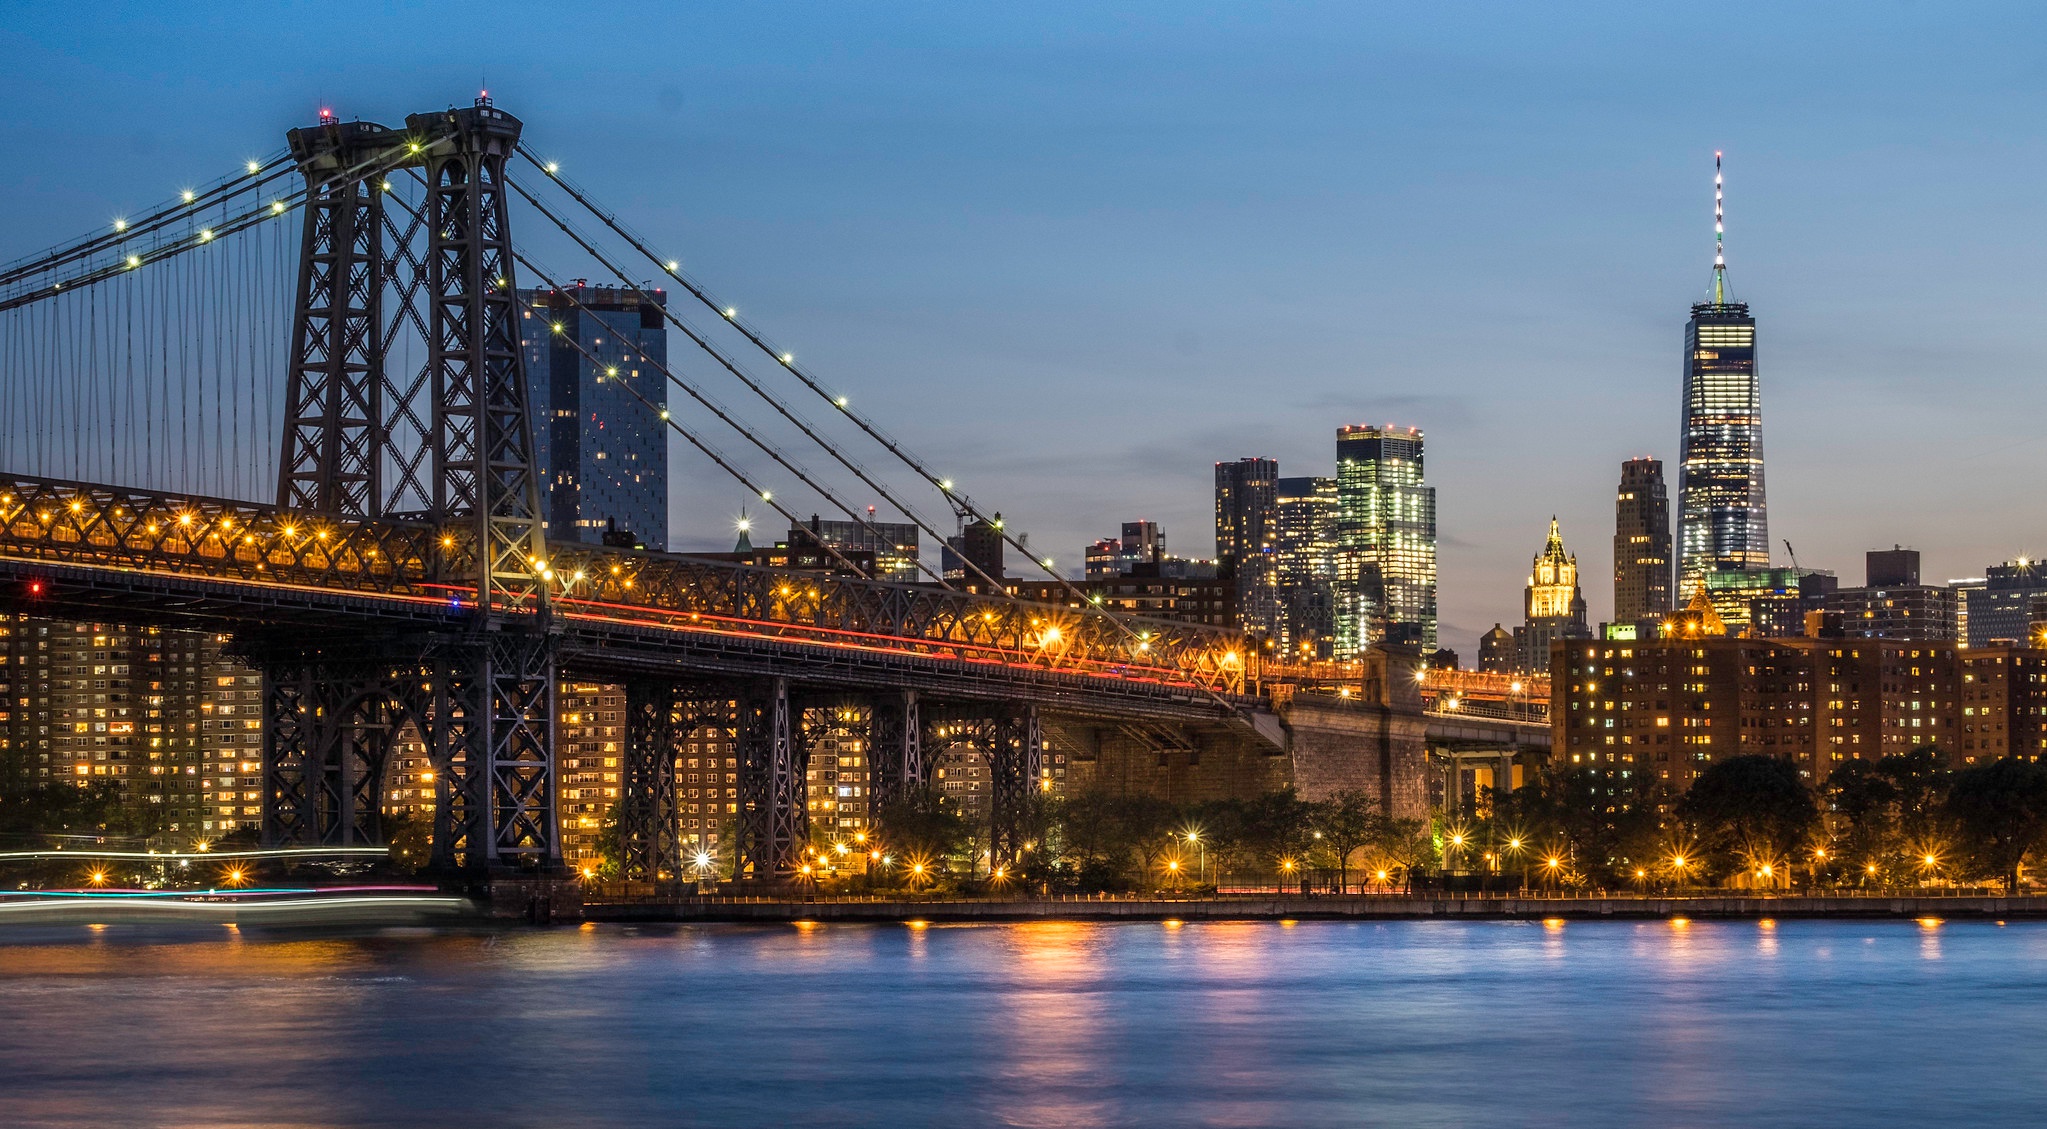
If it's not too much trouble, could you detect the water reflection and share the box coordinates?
[0,920,2043,1128]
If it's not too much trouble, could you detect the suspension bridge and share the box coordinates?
[0,97,1538,881]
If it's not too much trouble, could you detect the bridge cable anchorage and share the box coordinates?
[0,139,430,315]
[506,250,891,582]
[0,151,295,291]
[513,150,1250,711]
[501,177,999,594]
[506,248,961,591]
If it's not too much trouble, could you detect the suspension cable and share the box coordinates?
[504,174,1008,595]
[512,252,961,590]
[380,170,943,586]
[0,140,434,314]
[0,151,295,289]
[512,263,874,580]
[511,150,1244,697]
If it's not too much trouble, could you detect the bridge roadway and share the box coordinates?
[0,474,1250,723]
[0,474,1546,869]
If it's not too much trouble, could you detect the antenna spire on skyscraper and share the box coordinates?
[1712,150,1728,304]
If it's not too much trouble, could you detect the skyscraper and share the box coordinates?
[1614,457,1673,624]
[1678,154,1768,599]
[1516,518,1589,673]
[519,284,670,551]
[1275,475,1338,658]
[1214,457,1280,637]
[1334,425,1436,656]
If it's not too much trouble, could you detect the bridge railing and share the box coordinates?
[0,475,1256,695]
[0,475,444,598]
[530,541,1256,695]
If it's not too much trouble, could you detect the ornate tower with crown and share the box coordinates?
[1516,518,1589,673]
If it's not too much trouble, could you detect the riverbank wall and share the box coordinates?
[581,893,2047,924]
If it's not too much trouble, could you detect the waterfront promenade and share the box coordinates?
[581,889,2047,924]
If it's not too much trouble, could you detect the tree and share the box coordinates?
[1678,755,1816,881]
[1310,790,1380,892]
[873,785,974,879]
[0,780,119,837]
[1238,789,1316,878]
[1056,789,1141,890]
[1184,798,1252,883]
[1369,817,1435,889]
[1945,758,2047,894]
[1117,794,1185,886]
[1492,763,1662,886]
[589,806,626,880]
[1825,749,1954,883]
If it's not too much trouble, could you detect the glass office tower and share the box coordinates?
[1334,425,1436,657]
[518,284,670,551]
[1678,154,1768,598]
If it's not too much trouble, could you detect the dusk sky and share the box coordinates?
[5,2,2045,654]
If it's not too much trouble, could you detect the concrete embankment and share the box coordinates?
[582,893,2047,924]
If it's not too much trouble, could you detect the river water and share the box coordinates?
[1,917,2044,1127]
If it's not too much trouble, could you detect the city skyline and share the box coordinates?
[3,4,2045,657]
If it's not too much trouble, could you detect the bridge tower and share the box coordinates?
[260,99,559,873]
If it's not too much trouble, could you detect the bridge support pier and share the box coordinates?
[620,679,685,881]
[989,704,1042,869]
[867,690,921,816]
[426,635,560,874]
[736,677,806,882]
[261,665,406,848]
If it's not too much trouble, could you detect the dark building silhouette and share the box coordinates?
[1614,457,1672,624]
[1215,457,1280,637]
[943,513,1007,590]
[1477,624,1516,673]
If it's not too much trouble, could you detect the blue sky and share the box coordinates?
[4,2,2045,653]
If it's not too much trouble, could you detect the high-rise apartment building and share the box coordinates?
[1556,636,1990,791]
[556,682,624,868]
[1214,458,1280,637]
[788,514,922,583]
[1823,548,1959,642]
[1966,558,2047,647]
[1275,476,1338,658]
[1082,521,1214,580]
[1678,155,1768,599]
[519,284,670,551]
[0,617,262,844]
[1334,425,1437,656]
[1614,458,1673,624]
[1517,519,1589,673]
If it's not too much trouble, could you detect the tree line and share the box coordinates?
[1470,750,2047,894]
[851,785,1428,893]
